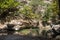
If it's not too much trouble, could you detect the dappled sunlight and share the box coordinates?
[0,0,60,40]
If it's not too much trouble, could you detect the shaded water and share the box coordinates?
[0,34,52,40]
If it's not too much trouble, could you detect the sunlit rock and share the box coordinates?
[51,24,60,30]
[0,23,7,29]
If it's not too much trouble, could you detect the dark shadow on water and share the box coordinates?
[0,34,52,40]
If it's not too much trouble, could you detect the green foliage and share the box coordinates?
[51,0,59,16]
[0,0,19,15]
[0,0,19,9]
[19,5,39,19]
[19,0,59,21]
[30,0,43,6]
[0,0,19,22]
[0,0,59,21]
[42,0,59,22]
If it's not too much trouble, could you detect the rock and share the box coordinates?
[0,23,7,29]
